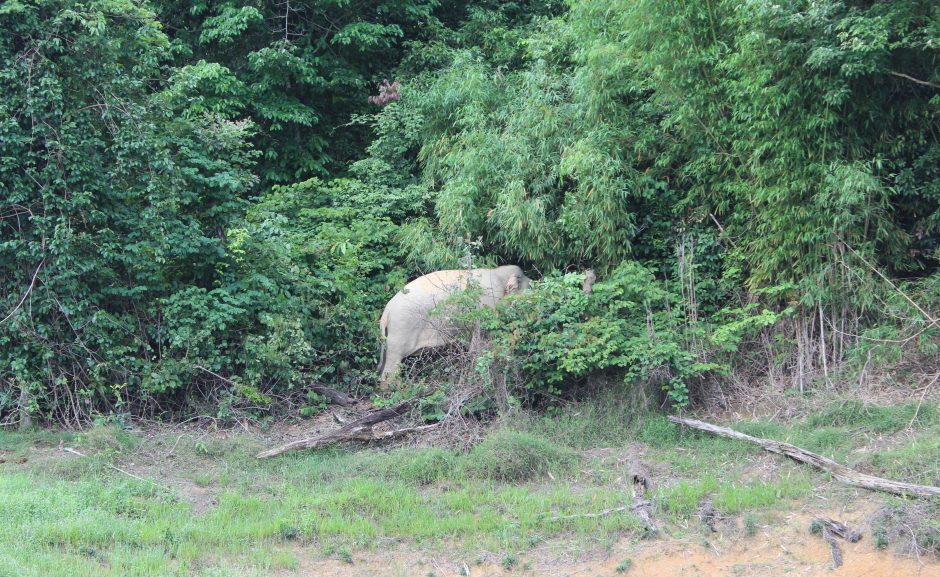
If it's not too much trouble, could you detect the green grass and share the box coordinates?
[1,396,935,576]
[0,427,633,577]
[655,472,811,519]
[805,400,937,433]
[866,429,940,484]
[463,429,580,481]
[0,428,73,452]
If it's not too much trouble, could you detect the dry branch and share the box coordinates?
[813,517,861,568]
[888,70,940,90]
[256,394,432,458]
[815,517,862,543]
[824,528,844,568]
[668,416,940,498]
[309,384,354,406]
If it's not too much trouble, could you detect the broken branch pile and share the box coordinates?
[256,394,435,458]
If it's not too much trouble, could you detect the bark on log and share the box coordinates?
[824,528,844,568]
[813,518,860,568]
[668,416,940,498]
[256,395,431,458]
[815,517,862,543]
[309,384,354,407]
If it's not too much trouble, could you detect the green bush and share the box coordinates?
[489,263,718,406]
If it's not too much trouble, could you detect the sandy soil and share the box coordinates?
[283,505,940,577]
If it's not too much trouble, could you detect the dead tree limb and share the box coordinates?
[815,518,862,543]
[256,394,431,458]
[309,384,354,406]
[668,416,940,499]
[824,528,844,568]
[813,517,861,568]
[888,70,940,90]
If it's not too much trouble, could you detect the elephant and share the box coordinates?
[377,265,531,385]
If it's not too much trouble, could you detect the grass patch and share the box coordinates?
[865,428,940,484]
[518,387,654,449]
[463,429,579,482]
[1,396,933,576]
[76,424,140,454]
[656,473,812,519]
[805,400,937,433]
[0,428,73,452]
[0,426,628,577]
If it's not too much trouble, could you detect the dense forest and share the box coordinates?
[2,0,939,426]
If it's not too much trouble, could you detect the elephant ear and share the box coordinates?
[506,273,520,294]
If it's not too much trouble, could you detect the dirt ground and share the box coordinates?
[283,505,939,577]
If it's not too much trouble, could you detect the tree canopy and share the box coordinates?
[2,0,939,423]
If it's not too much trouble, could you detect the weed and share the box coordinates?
[657,474,810,519]
[272,550,300,570]
[615,558,632,573]
[370,447,457,484]
[277,522,299,541]
[743,513,757,537]
[866,432,940,485]
[501,553,517,570]
[639,416,679,448]
[192,473,214,487]
[339,547,353,564]
[874,526,889,550]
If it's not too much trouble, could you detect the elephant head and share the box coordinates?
[377,265,531,386]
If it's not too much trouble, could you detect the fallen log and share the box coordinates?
[256,395,431,458]
[309,384,354,407]
[668,416,940,499]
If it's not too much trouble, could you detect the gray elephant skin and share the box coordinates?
[377,265,531,384]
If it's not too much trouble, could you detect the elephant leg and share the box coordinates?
[379,345,406,389]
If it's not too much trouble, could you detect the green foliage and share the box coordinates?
[229,176,413,390]
[0,0,257,422]
[4,0,940,421]
[490,263,715,406]
[152,0,440,183]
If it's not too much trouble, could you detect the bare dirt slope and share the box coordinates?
[285,508,937,577]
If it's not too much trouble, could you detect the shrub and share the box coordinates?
[489,262,717,407]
